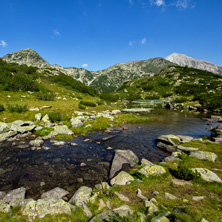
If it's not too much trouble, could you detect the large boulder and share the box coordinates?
[109,149,139,178]
[41,187,69,199]
[0,122,9,134]
[3,187,26,205]
[69,186,92,207]
[35,198,71,218]
[50,125,73,137]
[189,151,217,162]
[30,138,44,147]
[110,171,134,186]
[10,120,36,133]
[191,168,222,183]
[138,165,166,177]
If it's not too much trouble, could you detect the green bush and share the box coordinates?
[145,95,160,100]
[100,93,119,102]
[36,91,55,101]
[127,93,141,101]
[80,100,96,107]
[48,112,62,122]
[78,103,86,110]
[174,97,189,103]
[0,104,5,112]
[7,104,28,113]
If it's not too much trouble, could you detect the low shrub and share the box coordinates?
[80,100,96,107]
[78,103,86,110]
[174,97,189,103]
[145,95,160,100]
[48,112,62,122]
[0,104,5,112]
[100,93,119,102]
[36,91,55,101]
[7,104,28,113]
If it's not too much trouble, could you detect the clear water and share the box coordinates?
[0,110,216,199]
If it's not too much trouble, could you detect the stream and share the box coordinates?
[0,109,216,199]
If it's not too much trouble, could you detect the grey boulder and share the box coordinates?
[109,149,139,178]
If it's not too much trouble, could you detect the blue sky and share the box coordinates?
[0,0,221,71]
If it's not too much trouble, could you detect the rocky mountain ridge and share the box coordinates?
[2,48,221,93]
[165,53,222,75]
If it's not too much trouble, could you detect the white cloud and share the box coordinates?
[82,64,88,68]
[176,0,189,8]
[129,41,133,46]
[52,29,60,36]
[150,0,165,7]
[141,37,147,45]
[0,40,7,47]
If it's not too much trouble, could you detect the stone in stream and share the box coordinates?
[102,135,116,141]
[191,168,222,183]
[110,171,134,186]
[41,187,69,199]
[3,187,26,205]
[52,141,66,146]
[156,141,177,153]
[29,138,44,147]
[109,149,139,178]
[156,134,181,146]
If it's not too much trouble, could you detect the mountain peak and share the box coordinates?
[165,53,221,75]
[2,48,50,68]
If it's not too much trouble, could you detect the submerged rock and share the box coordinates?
[110,171,134,186]
[29,139,44,147]
[109,149,139,178]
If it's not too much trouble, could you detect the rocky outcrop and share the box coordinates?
[165,53,222,75]
[109,149,139,178]
[191,168,222,183]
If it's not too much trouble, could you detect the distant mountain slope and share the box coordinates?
[165,53,222,75]
[2,48,50,68]
[2,48,176,92]
[89,58,175,92]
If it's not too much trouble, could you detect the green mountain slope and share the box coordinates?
[116,66,222,110]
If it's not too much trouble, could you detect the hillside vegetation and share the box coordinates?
[116,66,222,110]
